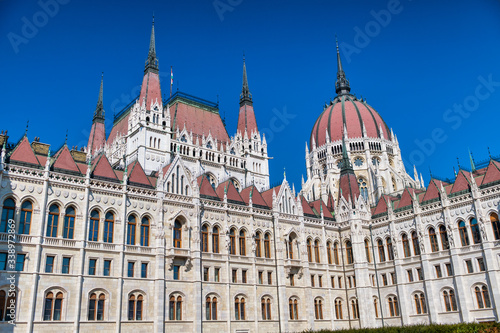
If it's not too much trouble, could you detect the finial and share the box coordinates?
[488,147,492,159]
[429,167,433,178]
[25,120,29,136]
[469,149,476,172]
[457,157,461,169]
[335,36,350,96]
[94,73,104,121]
[145,16,158,72]
[240,55,252,106]
[65,129,68,145]
[283,167,286,179]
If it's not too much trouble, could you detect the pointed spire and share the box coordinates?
[240,54,253,106]
[93,72,104,122]
[145,15,159,73]
[335,36,351,96]
[340,136,353,173]
[469,149,476,172]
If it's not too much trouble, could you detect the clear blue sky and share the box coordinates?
[1,0,500,190]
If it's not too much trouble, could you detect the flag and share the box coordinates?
[170,66,173,85]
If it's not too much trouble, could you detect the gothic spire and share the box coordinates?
[145,16,159,73]
[93,73,104,122]
[335,37,351,96]
[240,55,252,106]
[340,135,353,174]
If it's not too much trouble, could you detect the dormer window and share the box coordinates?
[206,141,212,149]
[180,135,187,143]
[230,148,236,155]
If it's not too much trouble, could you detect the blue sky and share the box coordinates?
[1,0,500,190]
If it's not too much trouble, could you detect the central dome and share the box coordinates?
[310,95,391,147]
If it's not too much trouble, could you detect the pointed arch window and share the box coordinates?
[255,232,262,257]
[206,296,217,320]
[63,206,75,239]
[239,230,246,256]
[378,239,386,262]
[169,295,182,320]
[43,291,63,321]
[235,296,246,320]
[88,210,99,242]
[334,299,343,319]
[103,212,114,243]
[443,289,457,312]
[140,217,149,246]
[212,226,219,253]
[127,215,136,245]
[364,239,371,262]
[388,296,399,317]
[475,285,491,309]
[414,292,427,314]
[229,228,236,255]
[20,200,33,235]
[201,225,209,252]
[264,233,271,258]
[333,242,339,264]
[307,239,313,262]
[491,213,500,240]
[289,298,298,320]
[402,233,411,257]
[429,227,439,252]
[358,177,368,201]
[1,198,15,233]
[351,299,359,319]
[470,218,482,244]
[412,231,420,256]
[173,220,182,248]
[261,297,272,320]
[346,240,353,264]
[314,298,323,320]
[314,240,321,263]
[439,225,449,250]
[458,221,470,246]
[128,294,144,320]
[46,204,59,237]
[327,241,333,264]
[88,292,105,321]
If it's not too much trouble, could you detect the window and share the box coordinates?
[314,240,321,263]
[141,263,148,278]
[88,210,99,242]
[268,271,272,285]
[103,260,111,276]
[169,295,182,320]
[16,254,26,271]
[429,227,439,252]
[235,296,246,320]
[374,298,379,318]
[128,294,143,320]
[239,230,246,256]
[62,257,70,274]
[43,291,63,321]
[140,217,149,246]
[331,276,335,288]
[19,200,32,235]
[416,268,423,280]
[306,239,313,262]
[0,289,16,322]
[318,275,323,287]
[229,228,236,255]
[261,297,272,320]
[412,231,420,256]
[386,238,394,260]
[351,299,359,319]
[45,256,55,273]
[128,262,134,277]
[173,265,180,280]
[327,242,333,264]
[88,259,96,275]
[470,218,482,244]
[311,274,315,287]
[435,265,442,278]
[314,298,324,320]
[378,240,386,262]
[46,204,59,237]
[289,298,298,320]
[104,212,114,243]
[255,232,262,257]
[414,292,427,314]
[264,233,271,258]
[289,274,295,286]
[127,215,136,245]
[206,296,217,320]
[346,240,353,264]
[63,207,75,239]
[334,299,343,319]
[388,296,399,317]
[365,239,371,262]
[201,225,209,252]
[88,292,105,320]
[458,221,470,246]
[212,226,219,253]
[204,267,209,281]
[1,198,15,233]
[443,289,457,312]
[491,213,500,240]
[465,259,473,273]
[402,233,411,257]
[258,271,263,284]
[445,263,453,276]
[214,267,220,282]
[439,225,449,250]
[242,270,247,283]
[333,242,339,264]
[382,274,388,286]
[407,269,414,282]
[390,272,396,284]
[338,276,342,288]
[475,285,491,308]
[477,257,486,271]
[173,220,182,248]
[232,269,237,283]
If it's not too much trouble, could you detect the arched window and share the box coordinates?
[364,239,371,263]
[264,233,271,258]
[63,207,75,239]
[140,217,149,246]
[289,298,298,320]
[346,240,354,264]
[46,204,59,237]
[314,240,321,263]
[314,298,323,320]
[358,177,368,201]
[128,294,144,320]
[333,242,339,264]
[443,289,457,312]
[402,233,411,257]
[374,298,379,318]
[351,299,359,319]
[261,297,272,320]
[491,213,500,240]
[414,292,427,314]
[475,285,491,309]
[327,241,333,264]
[212,226,219,253]
[201,225,209,252]
[458,221,470,246]
[239,230,246,256]
[127,215,136,245]
[429,227,439,252]
[206,296,217,320]
[1,198,16,233]
[173,220,182,248]
[378,239,386,262]
[412,231,420,256]
[386,238,394,261]
[229,228,236,255]
[470,218,482,244]
[88,292,105,321]
[255,232,262,257]
[169,295,182,320]
[235,296,246,320]
[439,225,449,250]
[88,210,99,242]
[20,200,33,235]
[43,291,63,321]
[388,296,399,317]
[334,299,343,319]
[307,239,313,262]
[103,212,114,243]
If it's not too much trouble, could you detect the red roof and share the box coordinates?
[127,160,152,187]
[450,170,471,193]
[338,172,360,205]
[87,121,106,155]
[9,136,41,166]
[310,199,333,218]
[396,188,414,209]
[139,71,162,110]
[237,103,258,135]
[310,95,391,147]
[107,112,129,145]
[240,185,269,208]
[481,160,500,186]
[53,145,80,174]
[300,196,316,216]
[373,195,398,215]
[326,192,335,212]
[197,174,219,199]
[262,186,281,208]
[421,179,448,202]
[92,154,119,181]
[216,180,244,203]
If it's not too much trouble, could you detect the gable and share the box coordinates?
[92,154,119,181]
[53,146,80,174]
[9,137,41,166]
[128,161,153,187]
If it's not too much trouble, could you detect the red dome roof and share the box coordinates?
[310,95,391,147]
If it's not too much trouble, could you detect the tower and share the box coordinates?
[87,73,106,158]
